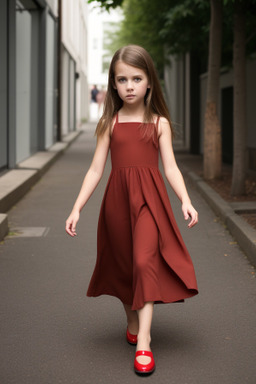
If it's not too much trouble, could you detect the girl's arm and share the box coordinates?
[158,117,198,228]
[65,128,110,236]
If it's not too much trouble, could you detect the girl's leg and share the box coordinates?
[132,207,157,365]
[136,301,154,365]
[123,303,139,335]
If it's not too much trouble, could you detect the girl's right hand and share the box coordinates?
[65,210,80,237]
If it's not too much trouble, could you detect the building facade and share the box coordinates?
[87,4,122,120]
[61,0,89,136]
[199,58,256,169]
[87,4,122,87]
[0,0,88,171]
[165,53,256,172]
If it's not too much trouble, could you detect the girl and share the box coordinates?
[66,45,198,375]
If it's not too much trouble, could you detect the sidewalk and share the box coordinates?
[1,124,255,268]
[175,154,256,268]
[0,129,83,240]
[0,126,255,384]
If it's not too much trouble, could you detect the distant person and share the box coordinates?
[96,87,106,117]
[66,45,198,376]
[91,85,99,103]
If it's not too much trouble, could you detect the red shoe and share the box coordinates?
[126,328,137,345]
[134,350,155,375]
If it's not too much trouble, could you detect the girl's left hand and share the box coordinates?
[182,203,198,228]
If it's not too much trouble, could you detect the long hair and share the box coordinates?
[95,45,173,138]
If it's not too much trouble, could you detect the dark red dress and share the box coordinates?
[87,115,198,310]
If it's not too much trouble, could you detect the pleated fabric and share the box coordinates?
[87,115,198,310]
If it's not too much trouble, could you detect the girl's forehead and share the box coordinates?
[114,61,147,76]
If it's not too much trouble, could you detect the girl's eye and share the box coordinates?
[134,78,142,82]
[118,78,126,83]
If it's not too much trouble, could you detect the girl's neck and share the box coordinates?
[119,104,146,120]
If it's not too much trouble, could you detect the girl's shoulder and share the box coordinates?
[153,114,169,124]
[156,115,169,125]
[154,115,170,137]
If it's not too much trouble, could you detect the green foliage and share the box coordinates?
[220,0,256,67]
[244,2,256,56]
[88,0,124,11]
[89,0,256,75]
[160,0,210,70]
[103,0,172,76]
[93,0,211,75]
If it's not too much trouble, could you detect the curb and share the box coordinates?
[0,130,81,241]
[0,214,8,241]
[187,171,256,268]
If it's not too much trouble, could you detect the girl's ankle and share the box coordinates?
[137,333,151,349]
[127,319,139,335]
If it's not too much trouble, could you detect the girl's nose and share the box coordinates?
[127,80,134,90]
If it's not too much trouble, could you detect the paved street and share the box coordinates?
[0,126,256,384]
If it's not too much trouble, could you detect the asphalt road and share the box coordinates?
[0,126,255,384]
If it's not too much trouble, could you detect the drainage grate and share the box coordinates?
[7,227,50,238]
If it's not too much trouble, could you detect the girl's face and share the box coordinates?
[114,61,150,106]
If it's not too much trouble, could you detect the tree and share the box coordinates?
[103,0,172,75]
[231,1,248,195]
[88,0,123,10]
[227,0,256,195]
[89,0,210,74]
[203,0,223,180]
[231,0,247,195]
[160,0,210,63]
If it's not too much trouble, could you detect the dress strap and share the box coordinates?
[115,112,119,124]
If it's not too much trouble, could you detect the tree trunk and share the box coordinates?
[203,0,222,180]
[231,0,247,196]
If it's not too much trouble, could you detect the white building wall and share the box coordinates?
[46,0,58,17]
[88,4,122,87]
[77,1,88,125]
[87,4,122,120]
[61,0,88,130]
[61,48,69,135]
[0,0,8,168]
[164,55,187,148]
[45,13,56,148]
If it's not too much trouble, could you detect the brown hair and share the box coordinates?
[95,45,173,138]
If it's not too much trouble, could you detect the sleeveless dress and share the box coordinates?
[87,115,198,310]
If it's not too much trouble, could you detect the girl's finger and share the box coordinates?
[71,225,77,236]
[188,212,198,228]
[65,221,76,236]
[65,226,72,236]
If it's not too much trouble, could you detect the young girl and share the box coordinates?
[66,45,198,375]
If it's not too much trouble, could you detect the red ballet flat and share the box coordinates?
[134,350,155,375]
[126,328,137,345]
